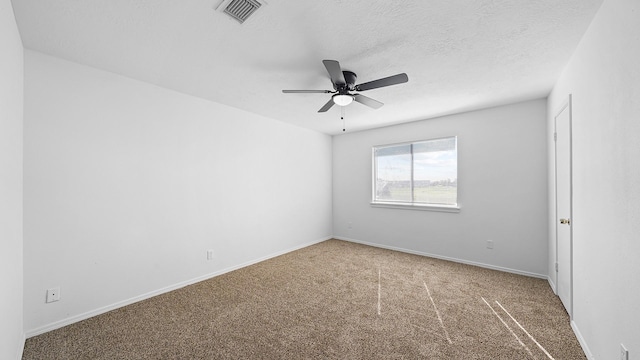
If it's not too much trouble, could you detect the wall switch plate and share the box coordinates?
[348,222,352,229]
[207,249,214,260]
[620,344,629,360]
[486,240,494,249]
[46,287,60,303]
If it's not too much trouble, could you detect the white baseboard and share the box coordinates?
[24,235,592,359]
[547,276,557,294]
[571,320,594,360]
[334,236,547,279]
[16,332,25,360]
[25,236,331,338]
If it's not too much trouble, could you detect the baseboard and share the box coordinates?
[334,236,547,279]
[571,320,595,360]
[25,236,331,338]
[16,332,25,360]
[547,276,557,294]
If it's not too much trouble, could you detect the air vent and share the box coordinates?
[223,0,262,23]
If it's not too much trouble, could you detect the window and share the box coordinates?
[372,137,458,209]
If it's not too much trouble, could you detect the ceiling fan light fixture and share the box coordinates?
[332,94,353,106]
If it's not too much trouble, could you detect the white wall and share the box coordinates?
[547,0,639,358]
[0,1,24,358]
[23,51,333,335]
[333,99,548,276]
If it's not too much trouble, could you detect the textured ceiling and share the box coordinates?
[12,0,603,135]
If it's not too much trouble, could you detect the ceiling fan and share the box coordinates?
[282,60,408,113]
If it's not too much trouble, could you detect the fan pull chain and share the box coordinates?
[341,106,346,132]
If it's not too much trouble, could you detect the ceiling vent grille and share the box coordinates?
[223,0,262,23]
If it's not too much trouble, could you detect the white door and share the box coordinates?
[555,96,573,317]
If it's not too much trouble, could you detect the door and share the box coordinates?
[555,95,573,317]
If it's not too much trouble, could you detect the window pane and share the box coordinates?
[373,138,457,206]
[375,144,411,202]
[413,140,457,205]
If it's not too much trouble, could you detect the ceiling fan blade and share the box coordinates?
[318,98,335,113]
[322,60,346,87]
[282,90,333,93]
[355,73,408,92]
[354,94,384,109]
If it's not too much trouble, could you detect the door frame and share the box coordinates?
[554,94,573,318]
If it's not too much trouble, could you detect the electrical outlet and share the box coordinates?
[486,240,494,249]
[207,249,214,260]
[46,287,60,303]
[620,344,629,360]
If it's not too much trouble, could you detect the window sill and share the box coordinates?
[370,202,461,213]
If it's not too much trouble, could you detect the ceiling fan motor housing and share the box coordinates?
[341,71,357,91]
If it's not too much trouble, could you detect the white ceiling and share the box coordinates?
[12,0,603,135]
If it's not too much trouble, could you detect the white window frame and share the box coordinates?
[370,137,460,213]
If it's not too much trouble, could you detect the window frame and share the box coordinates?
[370,136,460,212]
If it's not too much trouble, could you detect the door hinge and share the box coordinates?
[554,132,557,141]
[555,262,558,272]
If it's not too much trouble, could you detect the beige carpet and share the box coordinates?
[23,239,585,359]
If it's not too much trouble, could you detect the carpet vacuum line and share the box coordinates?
[377,269,381,316]
[495,301,555,360]
[423,281,453,344]
[481,297,535,358]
